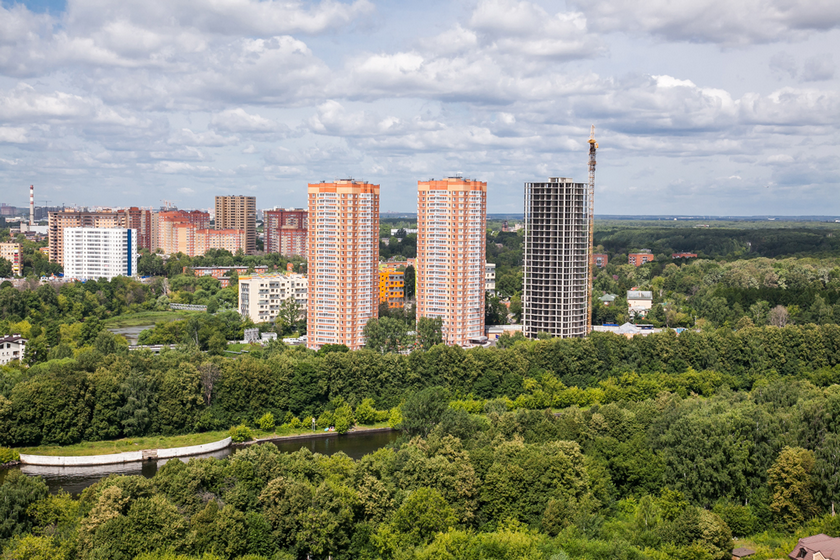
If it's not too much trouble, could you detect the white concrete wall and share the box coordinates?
[20,437,231,467]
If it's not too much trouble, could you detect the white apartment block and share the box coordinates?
[238,273,308,324]
[63,227,138,281]
[0,334,26,365]
[307,180,380,350]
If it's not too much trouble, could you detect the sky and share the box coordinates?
[0,0,838,215]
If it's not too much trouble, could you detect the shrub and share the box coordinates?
[258,412,275,431]
[334,402,355,434]
[229,424,254,443]
[388,406,403,429]
[355,398,378,425]
[0,447,20,464]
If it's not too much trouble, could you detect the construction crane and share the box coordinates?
[587,125,598,334]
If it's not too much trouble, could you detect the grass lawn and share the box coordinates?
[17,431,230,457]
[225,343,250,352]
[103,310,202,328]
[15,422,394,457]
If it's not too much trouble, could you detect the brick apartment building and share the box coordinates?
[416,177,487,346]
[264,208,308,257]
[307,180,379,350]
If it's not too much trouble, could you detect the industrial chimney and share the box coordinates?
[29,185,34,227]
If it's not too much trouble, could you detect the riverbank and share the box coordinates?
[238,425,395,447]
[15,422,393,457]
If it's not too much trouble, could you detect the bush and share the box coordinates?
[334,402,355,434]
[229,424,254,443]
[257,412,275,431]
[355,398,378,425]
[0,447,20,464]
[388,406,403,429]
[316,410,335,430]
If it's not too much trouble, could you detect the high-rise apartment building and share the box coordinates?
[416,177,487,346]
[523,177,590,338]
[157,210,210,256]
[264,208,308,257]
[63,227,138,281]
[48,210,121,264]
[195,228,245,255]
[215,196,256,255]
[0,242,22,276]
[307,180,379,350]
[117,207,155,251]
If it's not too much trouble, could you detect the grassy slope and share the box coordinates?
[103,310,202,328]
[16,422,391,456]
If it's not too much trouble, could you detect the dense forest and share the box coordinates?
[3,347,840,558]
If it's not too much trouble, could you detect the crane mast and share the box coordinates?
[587,125,597,334]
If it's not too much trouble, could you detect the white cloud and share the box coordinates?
[0,127,29,144]
[170,128,239,147]
[571,0,840,45]
[211,108,284,134]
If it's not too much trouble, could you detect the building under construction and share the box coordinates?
[522,177,591,338]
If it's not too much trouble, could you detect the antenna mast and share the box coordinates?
[587,125,597,334]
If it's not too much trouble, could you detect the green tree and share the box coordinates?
[275,297,304,335]
[363,317,413,354]
[0,471,50,541]
[404,265,415,298]
[485,293,508,325]
[401,386,450,438]
[416,316,443,350]
[768,446,818,531]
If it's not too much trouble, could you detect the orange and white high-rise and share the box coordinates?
[306,180,380,350]
[417,177,487,346]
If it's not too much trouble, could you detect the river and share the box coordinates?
[1,429,399,495]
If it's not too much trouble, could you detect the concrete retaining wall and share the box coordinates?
[19,437,232,467]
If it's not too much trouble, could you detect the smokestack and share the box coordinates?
[29,185,34,226]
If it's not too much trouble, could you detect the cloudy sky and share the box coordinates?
[1,0,838,215]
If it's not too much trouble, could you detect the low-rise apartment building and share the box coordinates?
[593,253,608,268]
[0,242,22,275]
[239,272,308,324]
[627,290,653,316]
[0,334,26,365]
[379,265,405,308]
[628,252,655,266]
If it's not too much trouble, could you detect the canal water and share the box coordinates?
[2,429,399,495]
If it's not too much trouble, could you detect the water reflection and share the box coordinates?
[4,429,398,495]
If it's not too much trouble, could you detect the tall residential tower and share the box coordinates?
[416,177,487,346]
[522,177,590,338]
[215,195,256,254]
[306,180,379,350]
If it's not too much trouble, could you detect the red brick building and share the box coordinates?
[672,252,698,259]
[628,252,655,266]
[117,207,154,251]
[265,208,308,257]
[593,253,608,268]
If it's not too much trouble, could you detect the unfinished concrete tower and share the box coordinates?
[523,177,590,338]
